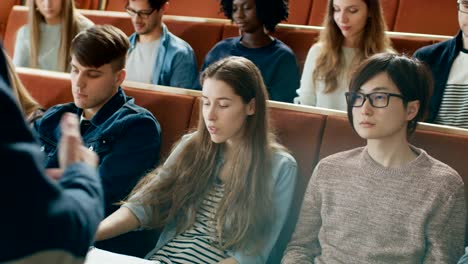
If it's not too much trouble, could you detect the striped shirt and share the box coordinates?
[435,50,468,129]
[150,182,228,263]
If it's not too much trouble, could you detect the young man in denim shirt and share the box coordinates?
[33,25,161,257]
[125,0,198,89]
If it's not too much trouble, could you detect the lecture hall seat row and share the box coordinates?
[0,0,458,42]
[3,6,452,72]
[16,66,468,262]
[96,0,460,36]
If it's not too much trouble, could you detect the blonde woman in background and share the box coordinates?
[295,0,392,111]
[13,0,93,72]
[4,49,44,123]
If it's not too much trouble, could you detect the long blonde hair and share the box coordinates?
[28,0,88,72]
[313,0,392,93]
[3,49,43,120]
[128,56,284,253]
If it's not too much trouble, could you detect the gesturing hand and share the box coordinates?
[57,113,98,174]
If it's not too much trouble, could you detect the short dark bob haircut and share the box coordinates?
[347,53,433,136]
[219,0,289,32]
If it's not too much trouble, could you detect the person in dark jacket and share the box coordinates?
[414,0,468,128]
[0,42,104,264]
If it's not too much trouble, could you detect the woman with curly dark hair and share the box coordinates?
[200,0,300,103]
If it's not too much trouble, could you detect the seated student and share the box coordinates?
[201,0,300,103]
[13,0,93,72]
[33,25,162,257]
[0,45,104,263]
[96,56,297,263]
[414,0,468,129]
[125,0,198,89]
[282,53,466,263]
[3,49,44,123]
[295,0,392,111]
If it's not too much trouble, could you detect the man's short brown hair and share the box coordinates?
[71,25,129,71]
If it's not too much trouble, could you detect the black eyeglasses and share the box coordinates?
[345,92,406,108]
[125,7,157,18]
[458,1,468,14]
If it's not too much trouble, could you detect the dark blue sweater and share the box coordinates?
[201,37,300,103]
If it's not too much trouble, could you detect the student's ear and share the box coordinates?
[406,100,420,121]
[115,69,126,87]
[247,98,255,116]
[161,2,169,13]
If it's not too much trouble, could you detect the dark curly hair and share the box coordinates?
[219,0,289,32]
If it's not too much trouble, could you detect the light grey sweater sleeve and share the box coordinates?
[424,183,466,263]
[281,166,322,264]
[13,26,30,68]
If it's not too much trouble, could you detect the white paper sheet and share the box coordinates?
[85,247,160,264]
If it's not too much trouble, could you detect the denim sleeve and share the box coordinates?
[229,152,298,264]
[121,133,195,227]
[458,248,468,264]
[169,49,199,90]
[98,114,161,217]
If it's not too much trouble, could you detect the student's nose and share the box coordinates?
[75,73,86,89]
[360,97,373,115]
[339,11,349,23]
[207,105,217,121]
[235,8,245,19]
[134,14,143,22]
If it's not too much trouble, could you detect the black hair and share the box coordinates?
[220,0,289,32]
[347,53,433,135]
[127,0,168,10]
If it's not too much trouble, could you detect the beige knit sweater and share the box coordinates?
[282,146,466,264]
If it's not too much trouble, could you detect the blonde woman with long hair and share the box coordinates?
[96,56,297,263]
[13,0,93,72]
[294,0,392,110]
[4,49,44,123]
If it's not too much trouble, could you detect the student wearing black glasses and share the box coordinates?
[125,0,198,89]
[282,53,466,264]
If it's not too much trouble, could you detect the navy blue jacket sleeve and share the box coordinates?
[99,115,161,216]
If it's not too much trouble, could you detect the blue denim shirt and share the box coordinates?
[128,24,198,89]
[124,133,298,263]
[33,88,161,217]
